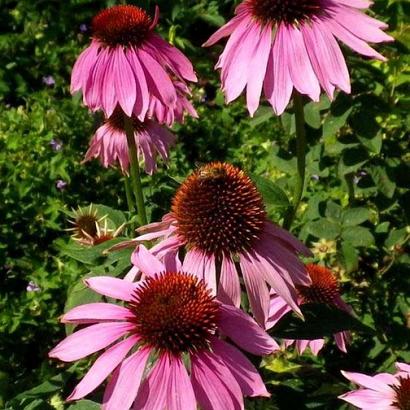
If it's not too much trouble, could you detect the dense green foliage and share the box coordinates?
[1,0,409,409]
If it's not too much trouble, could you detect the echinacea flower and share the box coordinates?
[203,0,393,116]
[67,204,124,246]
[267,263,353,354]
[71,5,197,121]
[49,246,277,410]
[124,162,312,326]
[84,107,176,174]
[339,362,410,409]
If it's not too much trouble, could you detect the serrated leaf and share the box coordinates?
[270,304,374,340]
[341,241,359,273]
[341,226,375,247]
[342,207,371,226]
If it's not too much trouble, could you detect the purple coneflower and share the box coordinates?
[203,0,393,116]
[49,246,277,410]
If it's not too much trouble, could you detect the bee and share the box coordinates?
[197,164,227,181]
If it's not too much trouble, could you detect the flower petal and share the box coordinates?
[67,335,139,401]
[131,244,165,277]
[61,303,134,324]
[102,347,150,410]
[219,304,279,355]
[85,277,138,302]
[49,322,134,362]
[217,256,241,307]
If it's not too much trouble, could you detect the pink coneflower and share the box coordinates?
[49,246,277,410]
[267,264,352,354]
[203,0,393,116]
[339,362,410,409]
[125,162,312,326]
[84,107,175,174]
[71,5,197,121]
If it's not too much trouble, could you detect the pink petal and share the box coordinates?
[309,339,325,356]
[113,47,137,117]
[203,13,247,47]
[49,322,134,362]
[131,244,165,277]
[127,49,149,121]
[219,304,279,355]
[336,0,372,8]
[246,24,272,116]
[217,256,241,307]
[182,249,207,280]
[283,24,320,101]
[71,42,99,94]
[101,50,117,117]
[341,371,395,393]
[396,362,410,373]
[191,350,244,410]
[339,389,395,408]
[137,48,177,106]
[67,335,139,401]
[61,303,134,324]
[85,277,138,302]
[334,331,349,353]
[264,25,293,115]
[211,338,270,397]
[266,293,292,330]
[240,254,270,326]
[134,354,196,410]
[102,347,150,410]
[325,19,387,61]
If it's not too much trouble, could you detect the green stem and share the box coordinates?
[124,116,148,226]
[124,176,135,213]
[283,93,307,230]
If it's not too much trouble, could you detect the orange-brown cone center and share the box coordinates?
[248,0,322,25]
[171,162,266,255]
[92,5,152,48]
[297,264,340,305]
[394,376,410,410]
[129,272,219,355]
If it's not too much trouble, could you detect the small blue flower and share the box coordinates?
[50,139,63,152]
[27,281,41,292]
[42,75,55,86]
[56,179,67,190]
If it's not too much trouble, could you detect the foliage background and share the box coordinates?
[0,0,409,408]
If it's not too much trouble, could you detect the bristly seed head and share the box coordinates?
[393,376,410,410]
[92,5,153,48]
[248,0,322,26]
[297,264,340,305]
[129,272,219,355]
[171,162,266,256]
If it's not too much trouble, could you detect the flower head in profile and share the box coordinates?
[71,5,197,122]
[203,0,393,116]
[84,107,176,175]
[339,362,410,409]
[49,246,277,410]
[267,264,353,354]
[125,162,312,326]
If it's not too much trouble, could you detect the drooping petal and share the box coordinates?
[113,47,137,117]
[131,244,165,277]
[191,350,244,410]
[203,13,248,47]
[85,277,138,302]
[217,256,241,307]
[283,24,320,101]
[71,42,99,94]
[246,24,272,116]
[102,347,150,410]
[219,304,279,355]
[211,338,270,397]
[61,303,134,324]
[134,354,196,410]
[340,371,396,393]
[49,322,134,362]
[240,253,270,326]
[339,389,395,408]
[67,335,139,401]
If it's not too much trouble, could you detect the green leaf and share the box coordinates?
[307,219,341,239]
[369,166,396,198]
[385,228,408,249]
[93,204,127,227]
[304,102,322,129]
[67,400,100,410]
[323,108,352,139]
[342,207,371,226]
[341,241,359,273]
[270,304,374,340]
[252,175,290,209]
[262,356,302,374]
[341,226,375,247]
